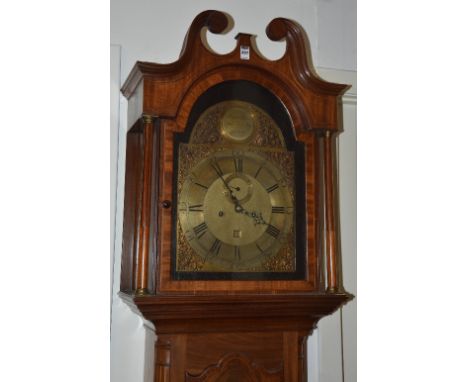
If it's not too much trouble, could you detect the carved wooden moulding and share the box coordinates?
[185,353,283,382]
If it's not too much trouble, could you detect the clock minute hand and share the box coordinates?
[211,163,237,199]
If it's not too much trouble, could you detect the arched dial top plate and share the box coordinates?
[189,100,286,149]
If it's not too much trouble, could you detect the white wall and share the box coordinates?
[110,1,356,381]
[314,69,356,382]
[111,0,356,83]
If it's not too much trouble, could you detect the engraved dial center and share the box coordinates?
[204,174,272,246]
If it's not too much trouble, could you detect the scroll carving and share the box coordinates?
[265,17,349,96]
[185,353,283,382]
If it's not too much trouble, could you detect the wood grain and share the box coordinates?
[135,115,154,293]
[118,10,353,381]
[186,352,283,382]
[121,11,349,131]
[324,131,340,292]
[120,119,143,292]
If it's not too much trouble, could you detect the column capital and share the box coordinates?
[142,114,154,124]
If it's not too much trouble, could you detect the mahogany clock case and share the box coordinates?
[171,80,307,281]
[120,10,351,295]
[118,9,353,381]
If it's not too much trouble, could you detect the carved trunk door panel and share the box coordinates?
[185,353,283,382]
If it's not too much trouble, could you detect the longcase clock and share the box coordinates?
[119,10,352,381]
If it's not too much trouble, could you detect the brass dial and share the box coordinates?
[178,150,294,271]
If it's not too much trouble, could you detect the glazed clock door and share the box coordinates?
[172,80,306,281]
